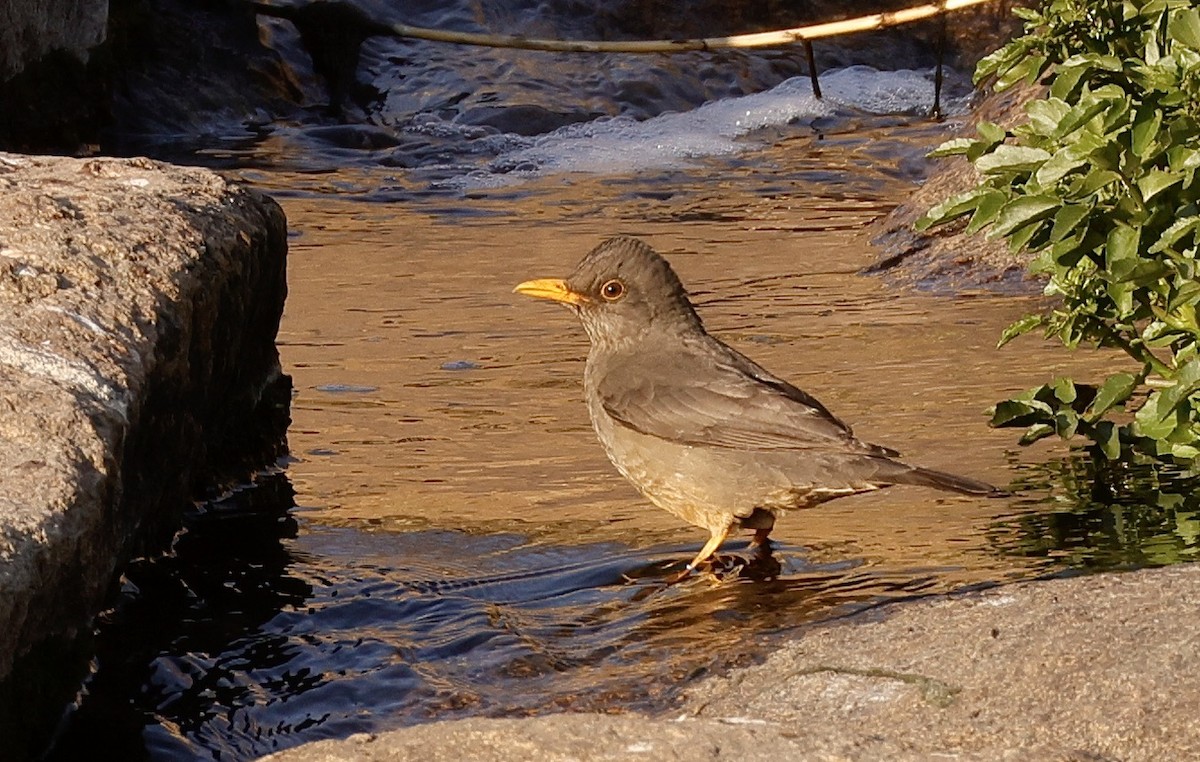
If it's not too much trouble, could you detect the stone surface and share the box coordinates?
[0,0,107,82]
[867,81,1046,291]
[260,715,812,762]
[261,564,1200,761]
[0,0,110,150]
[0,152,289,758]
[684,564,1200,760]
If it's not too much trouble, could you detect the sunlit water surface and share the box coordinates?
[47,69,1200,762]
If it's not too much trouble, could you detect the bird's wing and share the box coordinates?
[596,341,897,455]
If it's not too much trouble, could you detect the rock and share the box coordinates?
[0,152,290,759]
[866,80,1045,291]
[257,713,811,762]
[259,565,1200,761]
[0,0,106,82]
[684,564,1200,760]
[0,0,109,151]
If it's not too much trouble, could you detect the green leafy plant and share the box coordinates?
[918,0,1200,466]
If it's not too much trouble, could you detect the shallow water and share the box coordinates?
[47,35,1200,762]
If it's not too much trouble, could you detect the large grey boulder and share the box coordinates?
[0,153,289,758]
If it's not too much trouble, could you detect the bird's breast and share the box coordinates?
[583,377,788,528]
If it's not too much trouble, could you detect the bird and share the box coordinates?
[514,236,999,581]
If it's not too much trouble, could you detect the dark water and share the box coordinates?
[45,460,1200,760]
[40,471,897,759]
[995,458,1200,570]
[45,0,1199,759]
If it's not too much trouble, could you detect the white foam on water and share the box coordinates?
[434,66,962,188]
[821,65,965,115]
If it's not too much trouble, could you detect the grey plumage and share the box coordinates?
[516,235,998,579]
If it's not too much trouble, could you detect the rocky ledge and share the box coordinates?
[262,564,1200,761]
[0,153,289,758]
[866,81,1046,292]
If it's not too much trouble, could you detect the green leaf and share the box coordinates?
[1022,384,1058,406]
[1144,34,1163,66]
[989,196,1060,238]
[1089,372,1138,417]
[1049,203,1091,242]
[976,121,1008,145]
[1092,420,1122,460]
[976,145,1053,174]
[976,42,1026,85]
[1169,8,1200,50]
[1131,107,1164,155]
[1052,376,1077,403]
[1167,144,1200,172]
[1049,233,1088,268]
[1108,280,1135,315]
[1007,218,1046,252]
[927,138,975,158]
[1050,65,1088,99]
[1178,343,1199,368]
[1133,61,1182,94]
[1074,169,1123,195]
[1117,258,1173,287]
[1019,423,1055,445]
[996,53,1048,90]
[965,190,1009,235]
[915,190,985,230]
[1157,357,1200,412]
[997,314,1046,348]
[1060,54,1123,73]
[1137,169,1184,202]
[1135,391,1179,439]
[1030,247,1056,275]
[1170,443,1200,460]
[1167,281,1200,313]
[1106,224,1142,272]
[1026,98,1072,135]
[1144,321,1185,347]
[1134,359,1200,439]
[1035,150,1088,186]
[1150,216,1200,253]
[1055,408,1080,438]
[992,396,1052,425]
[1053,96,1116,139]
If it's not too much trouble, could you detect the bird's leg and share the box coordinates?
[666,524,731,584]
[746,528,781,579]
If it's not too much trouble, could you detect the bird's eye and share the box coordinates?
[600,279,626,301]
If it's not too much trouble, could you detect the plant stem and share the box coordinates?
[1105,327,1174,378]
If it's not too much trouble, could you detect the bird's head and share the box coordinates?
[515,236,703,348]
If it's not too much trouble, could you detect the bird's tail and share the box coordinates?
[890,465,1002,496]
